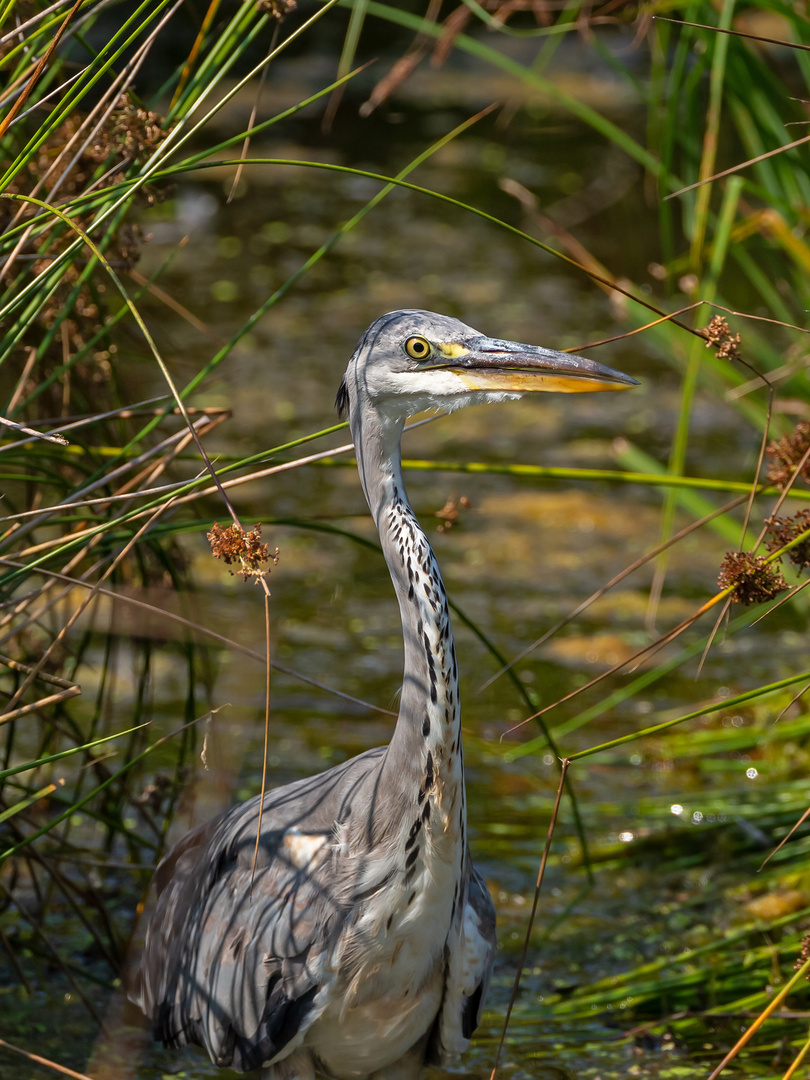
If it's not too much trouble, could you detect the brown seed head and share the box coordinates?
[765,510,810,572]
[796,932,810,978]
[765,421,810,489]
[702,315,742,362]
[435,494,470,534]
[87,93,166,165]
[256,0,297,19]
[717,551,788,605]
[207,522,278,581]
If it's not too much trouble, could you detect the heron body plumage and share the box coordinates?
[132,310,636,1078]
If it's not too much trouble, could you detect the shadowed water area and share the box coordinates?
[3,34,810,1080]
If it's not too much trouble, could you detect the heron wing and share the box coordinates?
[429,857,496,1063]
[131,747,386,1072]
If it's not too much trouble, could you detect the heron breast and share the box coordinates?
[306,966,444,1076]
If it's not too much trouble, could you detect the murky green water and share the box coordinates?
[4,47,809,1080]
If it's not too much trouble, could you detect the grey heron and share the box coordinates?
[131,310,637,1079]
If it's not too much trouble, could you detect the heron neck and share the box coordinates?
[352,408,464,823]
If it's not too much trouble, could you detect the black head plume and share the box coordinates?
[335,378,349,419]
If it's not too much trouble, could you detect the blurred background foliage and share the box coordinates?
[1,0,810,1078]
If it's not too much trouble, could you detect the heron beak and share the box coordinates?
[439,338,639,395]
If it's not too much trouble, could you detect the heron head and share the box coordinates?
[336,309,638,422]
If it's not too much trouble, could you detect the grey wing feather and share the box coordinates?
[130,747,386,1072]
[429,856,496,1063]
[460,866,496,1035]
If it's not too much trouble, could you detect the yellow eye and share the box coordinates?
[404,336,432,361]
